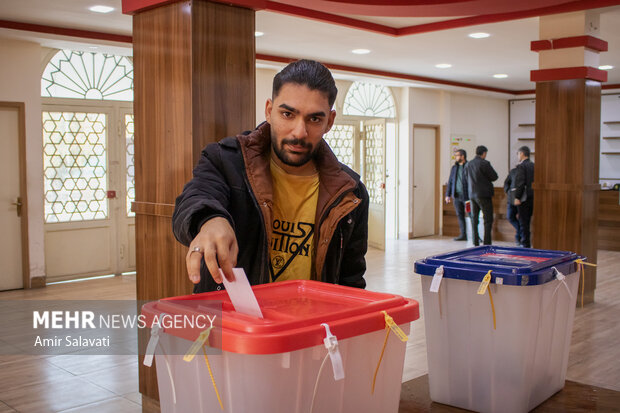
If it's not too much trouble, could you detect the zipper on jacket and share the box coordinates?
[242,171,270,285]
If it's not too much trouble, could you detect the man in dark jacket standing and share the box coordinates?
[464,145,498,246]
[512,146,535,248]
[172,60,369,293]
[445,149,468,241]
[504,165,522,246]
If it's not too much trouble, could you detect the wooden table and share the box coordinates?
[399,374,620,412]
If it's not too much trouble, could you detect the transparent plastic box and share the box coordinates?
[142,280,419,413]
[415,246,582,413]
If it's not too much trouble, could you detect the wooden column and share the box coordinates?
[531,11,607,305]
[129,0,255,408]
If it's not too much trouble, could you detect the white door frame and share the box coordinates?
[411,123,440,238]
[0,101,30,288]
[42,99,134,281]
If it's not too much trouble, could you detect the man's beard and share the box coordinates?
[271,134,318,167]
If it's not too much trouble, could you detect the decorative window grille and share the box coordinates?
[364,123,385,205]
[42,50,133,101]
[125,114,135,217]
[43,112,108,223]
[324,124,355,170]
[343,82,395,118]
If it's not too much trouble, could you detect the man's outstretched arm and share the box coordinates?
[172,144,238,284]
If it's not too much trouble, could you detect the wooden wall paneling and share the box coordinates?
[133,1,193,401]
[132,0,255,405]
[192,1,256,160]
[443,184,620,252]
[133,2,193,208]
[598,191,620,251]
[533,79,601,304]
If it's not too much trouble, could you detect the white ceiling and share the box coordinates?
[1,0,619,94]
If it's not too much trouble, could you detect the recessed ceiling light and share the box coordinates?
[493,74,508,78]
[599,65,614,70]
[255,31,264,37]
[89,46,99,49]
[469,32,490,39]
[89,5,114,13]
[435,63,452,69]
[352,49,371,55]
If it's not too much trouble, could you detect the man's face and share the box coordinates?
[455,153,463,163]
[265,83,336,167]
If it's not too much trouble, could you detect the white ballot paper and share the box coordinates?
[219,268,264,318]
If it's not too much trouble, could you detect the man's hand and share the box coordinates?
[514,199,522,206]
[186,217,238,285]
[445,196,451,204]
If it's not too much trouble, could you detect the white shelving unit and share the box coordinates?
[509,94,620,187]
[509,100,536,170]
[601,94,620,187]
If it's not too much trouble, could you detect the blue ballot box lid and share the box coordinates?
[414,246,583,286]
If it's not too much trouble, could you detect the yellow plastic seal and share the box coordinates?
[183,327,213,362]
[477,270,492,295]
[382,311,408,342]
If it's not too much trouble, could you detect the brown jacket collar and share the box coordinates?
[237,122,358,214]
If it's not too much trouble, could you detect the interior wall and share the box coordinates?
[255,68,277,125]
[0,38,45,282]
[450,93,510,184]
[396,87,414,238]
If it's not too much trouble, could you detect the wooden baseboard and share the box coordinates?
[29,276,46,289]
[142,394,161,413]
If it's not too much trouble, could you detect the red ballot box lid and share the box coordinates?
[142,280,419,354]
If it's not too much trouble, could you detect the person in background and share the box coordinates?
[445,149,468,241]
[512,146,534,248]
[464,145,498,246]
[504,164,521,246]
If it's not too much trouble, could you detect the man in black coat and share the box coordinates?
[445,149,468,241]
[464,145,498,246]
[512,146,535,248]
[172,60,369,293]
[504,165,522,246]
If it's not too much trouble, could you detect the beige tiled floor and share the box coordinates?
[0,236,619,412]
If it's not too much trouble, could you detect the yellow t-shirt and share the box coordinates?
[269,159,319,282]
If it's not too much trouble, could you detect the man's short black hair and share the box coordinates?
[457,149,467,160]
[272,59,337,107]
[476,145,488,156]
[518,145,531,158]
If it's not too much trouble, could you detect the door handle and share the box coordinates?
[12,197,22,217]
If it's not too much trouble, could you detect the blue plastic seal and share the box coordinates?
[414,246,582,286]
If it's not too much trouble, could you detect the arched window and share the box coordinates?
[343,82,395,118]
[42,50,133,101]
